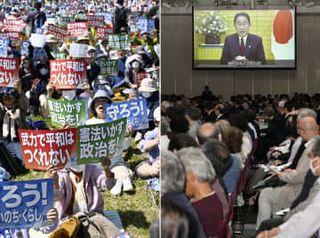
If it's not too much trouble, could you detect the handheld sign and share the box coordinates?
[18,128,78,170]
[69,43,88,58]
[77,118,127,164]
[105,99,149,130]
[0,39,9,57]
[0,58,19,87]
[87,15,105,28]
[48,98,87,128]
[108,34,131,50]
[94,56,118,76]
[50,60,87,89]
[21,41,30,57]
[96,26,113,40]
[47,24,67,41]
[0,179,54,229]
[137,18,155,33]
[67,22,88,38]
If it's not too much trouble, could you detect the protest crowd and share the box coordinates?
[0,0,159,237]
[161,89,320,238]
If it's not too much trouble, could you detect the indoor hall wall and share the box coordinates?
[161,13,320,99]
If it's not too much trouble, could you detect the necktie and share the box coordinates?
[240,37,245,56]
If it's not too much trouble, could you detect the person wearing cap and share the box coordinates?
[136,106,160,179]
[86,89,134,196]
[139,77,159,126]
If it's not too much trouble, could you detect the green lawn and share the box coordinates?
[15,146,159,238]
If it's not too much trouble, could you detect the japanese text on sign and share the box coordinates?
[67,22,88,38]
[48,98,87,128]
[87,15,105,28]
[3,19,26,32]
[0,39,9,57]
[47,25,67,40]
[50,60,87,89]
[137,18,155,33]
[108,34,131,50]
[0,58,19,87]
[94,57,118,76]
[105,99,149,130]
[96,26,113,40]
[77,118,127,164]
[0,179,54,229]
[18,128,78,170]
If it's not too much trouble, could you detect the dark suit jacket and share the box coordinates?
[221,33,266,64]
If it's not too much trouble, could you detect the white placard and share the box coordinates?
[69,43,88,58]
[30,34,46,48]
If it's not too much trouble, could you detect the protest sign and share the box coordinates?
[69,43,88,58]
[94,56,118,76]
[21,41,30,57]
[58,16,75,27]
[137,18,155,33]
[77,118,127,164]
[96,12,113,24]
[30,34,46,48]
[67,22,88,38]
[0,32,20,41]
[47,24,67,40]
[129,17,139,34]
[50,60,87,89]
[0,58,19,87]
[3,19,25,32]
[18,128,78,170]
[48,98,87,128]
[105,99,149,130]
[87,15,105,28]
[108,34,131,50]
[0,39,9,57]
[0,179,54,229]
[96,26,113,40]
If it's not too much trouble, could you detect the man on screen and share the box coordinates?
[220,12,266,65]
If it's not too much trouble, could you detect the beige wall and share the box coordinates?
[161,12,320,99]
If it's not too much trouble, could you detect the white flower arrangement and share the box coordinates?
[195,12,228,37]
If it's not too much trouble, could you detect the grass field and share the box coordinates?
[15,145,159,238]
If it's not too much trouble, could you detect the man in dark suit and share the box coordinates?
[221,12,266,64]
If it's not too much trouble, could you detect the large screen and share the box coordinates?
[193,8,296,69]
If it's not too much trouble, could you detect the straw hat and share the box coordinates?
[46,34,58,43]
[139,78,157,92]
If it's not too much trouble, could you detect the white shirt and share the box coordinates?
[239,35,248,47]
[275,180,320,238]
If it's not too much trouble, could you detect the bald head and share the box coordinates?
[197,122,219,145]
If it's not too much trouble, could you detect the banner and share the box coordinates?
[0,39,9,57]
[69,43,88,58]
[108,34,131,50]
[77,118,127,164]
[0,32,20,41]
[96,12,113,24]
[50,60,87,89]
[18,128,78,170]
[3,19,25,32]
[87,15,105,28]
[0,58,19,87]
[0,179,54,229]
[137,18,155,33]
[67,22,88,38]
[96,26,113,40]
[47,24,67,40]
[48,98,87,128]
[58,16,75,27]
[94,57,118,76]
[105,99,149,130]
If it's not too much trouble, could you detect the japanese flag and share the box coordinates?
[271,10,295,60]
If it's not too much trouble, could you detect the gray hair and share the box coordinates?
[177,147,216,184]
[161,151,185,195]
[298,108,317,120]
[311,136,320,156]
